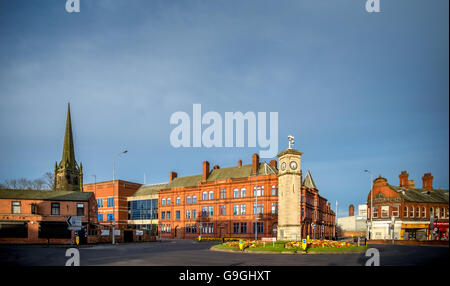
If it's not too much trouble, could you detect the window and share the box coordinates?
[98,214,103,221]
[202,192,207,200]
[51,203,60,215]
[192,224,197,234]
[241,188,246,198]
[176,210,180,220]
[31,204,37,214]
[430,207,434,218]
[233,188,239,198]
[97,198,103,208]
[77,203,84,216]
[392,206,399,217]
[404,206,408,217]
[416,207,420,218]
[208,223,214,234]
[186,196,191,204]
[272,185,278,196]
[192,210,197,219]
[202,206,207,217]
[107,213,114,221]
[161,198,166,206]
[209,191,214,200]
[372,206,378,218]
[301,194,305,202]
[301,208,304,218]
[381,206,389,218]
[253,222,264,234]
[176,197,181,205]
[233,223,239,234]
[167,198,171,206]
[240,223,247,234]
[12,201,21,214]
[422,207,427,218]
[314,198,317,206]
[233,205,239,215]
[186,224,191,233]
[271,202,278,214]
[208,206,213,216]
[161,212,165,220]
[107,197,114,207]
[220,189,226,199]
[192,196,197,204]
[240,204,246,215]
[253,203,264,215]
[219,205,226,216]
[186,210,191,219]
[410,206,414,218]
[253,186,264,197]
[440,208,444,218]
[166,211,171,220]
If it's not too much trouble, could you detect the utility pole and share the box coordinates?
[112,150,127,245]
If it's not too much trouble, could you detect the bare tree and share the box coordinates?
[42,172,55,190]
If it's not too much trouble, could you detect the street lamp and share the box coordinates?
[391,216,395,244]
[112,150,128,245]
[364,170,374,240]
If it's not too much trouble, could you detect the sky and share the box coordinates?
[0,0,448,217]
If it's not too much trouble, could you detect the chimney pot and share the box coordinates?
[269,160,277,169]
[213,165,220,170]
[349,204,355,216]
[252,153,259,174]
[422,173,433,191]
[170,171,178,182]
[238,160,242,168]
[399,171,409,189]
[202,161,210,182]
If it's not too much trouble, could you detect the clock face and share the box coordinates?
[290,161,297,170]
[281,162,286,171]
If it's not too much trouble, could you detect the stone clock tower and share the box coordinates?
[277,136,302,241]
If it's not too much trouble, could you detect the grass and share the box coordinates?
[212,241,369,254]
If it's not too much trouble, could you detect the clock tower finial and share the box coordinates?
[288,135,294,149]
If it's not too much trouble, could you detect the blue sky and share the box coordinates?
[0,0,448,217]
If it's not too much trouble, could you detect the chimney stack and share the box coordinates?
[252,153,259,174]
[349,204,355,216]
[238,160,242,168]
[170,171,178,182]
[202,161,210,182]
[399,171,409,189]
[422,173,433,191]
[269,160,277,169]
[408,180,415,189]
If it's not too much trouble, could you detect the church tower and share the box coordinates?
[54,103,83,192]
[277,135,302,241]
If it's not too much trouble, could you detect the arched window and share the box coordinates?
[404,206,408,217]
[202,192,207,200]
[422,207,426,218]
[208,191,214,200]
[409,206,414,217]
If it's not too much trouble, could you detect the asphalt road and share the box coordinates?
[0,239,448,266]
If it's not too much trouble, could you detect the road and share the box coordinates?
[0,239,448,266]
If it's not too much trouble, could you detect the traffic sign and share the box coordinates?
[66,216,82,227]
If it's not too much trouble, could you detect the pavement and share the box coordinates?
[0,239,448,266]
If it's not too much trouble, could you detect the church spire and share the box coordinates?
[61,103,76,168]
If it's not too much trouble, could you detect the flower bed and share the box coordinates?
[284,239,353,249]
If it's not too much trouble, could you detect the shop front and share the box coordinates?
[433,220,449,240]
[400,223,429,240]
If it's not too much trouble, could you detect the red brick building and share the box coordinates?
[158,153,335,240]
[0,189,97,244]
[83,180,142,230]
[367,171,449,240]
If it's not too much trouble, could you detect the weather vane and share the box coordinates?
[288,135,294,149]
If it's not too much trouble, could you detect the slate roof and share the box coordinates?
[159,162,278,191]
[131,183,169,197]
[303,171,317,189]
[0,189,93,201]
[388,185,449,203]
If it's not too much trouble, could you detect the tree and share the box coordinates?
[1,172,54,190]
[43,172,55,190]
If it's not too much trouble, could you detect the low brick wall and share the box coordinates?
[368,239,449,246]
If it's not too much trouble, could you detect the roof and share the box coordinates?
[164,162,277,190]
[0,189,93,201]
[303,170,317,189]
[388,185,449,203]
[277,148,303,158]
[131,183,169,197]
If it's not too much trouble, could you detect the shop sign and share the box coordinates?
[101,229,110,236]
[434,221,449,230]
[136,230,144,236]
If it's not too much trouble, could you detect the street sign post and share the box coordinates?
[67,216,82,231]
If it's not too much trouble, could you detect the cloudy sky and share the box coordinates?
[0,0,448,217]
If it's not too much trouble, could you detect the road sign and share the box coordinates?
[312,223,316,228]
[68,226,82,231]
[66,216,82,227]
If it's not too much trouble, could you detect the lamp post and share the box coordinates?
[112,150,128,245]
[364,170,374,240]
[391,216,395,244]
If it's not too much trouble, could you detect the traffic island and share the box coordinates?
[210,239,369,255]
